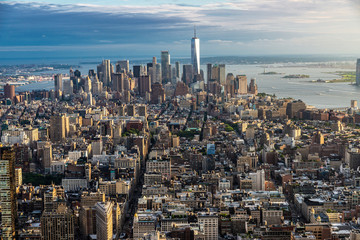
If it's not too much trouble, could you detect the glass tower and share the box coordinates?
[191,27,200,75]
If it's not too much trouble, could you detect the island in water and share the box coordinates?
[260,71,283,75]
[283,74,310,79]
[309,71,356,83]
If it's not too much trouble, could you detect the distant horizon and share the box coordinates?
[0,54,358,66]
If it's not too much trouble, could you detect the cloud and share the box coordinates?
[0,0,360,57]
[208,40,233,44]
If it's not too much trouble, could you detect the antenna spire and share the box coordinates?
[194,25,196,38]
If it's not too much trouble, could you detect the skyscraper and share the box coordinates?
[191,27,200,75]
[99,60,112,87]
[0,147,16,239]
[175,61,180,79]
[4,84,15,102]
[115,60,129,73]
[356,59,360,86]
[96,202,113,240]
[41,204,75,240]
[182,65,193,86]
[54,74,63,93]
[236,75,248,94]
[50,115,67,142]
[161,51,171,84]
[112,73,124,92]
[138,75,151,97]
[207,63,212,83]
[219,64,226,85]
[133,65,142,78]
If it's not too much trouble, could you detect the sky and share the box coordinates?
[1,0,360,60]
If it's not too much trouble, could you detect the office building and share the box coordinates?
[250,169,266,191]
[191,27,200,75]
[96,202,113,240]
[54,74,63,97]
[98,60,112,87]
[198,212,218,240]
[151,82,166,104]
[248,78,258,95]
[0,147,16,239]
[138,75,151,97]
[41,204,75,240]
[207,63,212,83]
[63,80,74,96]
[115,60,129,73]
[175,61,180,78]
[219,64,226,85]
[161,51,171,84]
[4,84,15,102]
[112,73,124,92]
[84,76,92,93]
[182,64,193,86]
[236,75,248,94]
[15,167,22,187]
[50,115,67,142]
[133,65,142,78]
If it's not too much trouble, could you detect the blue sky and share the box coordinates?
[1,0,360,59]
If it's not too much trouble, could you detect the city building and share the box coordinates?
[191,27,200,75]
[4,83,15,102]
[0,147,16,239]
[96,202,114,240]
[161,51,171,84]
[41,204,75,240]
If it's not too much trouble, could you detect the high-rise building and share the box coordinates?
[236,75,248,94]
[98,60,112,87]
[15,167,22,187]
[182,65,193,86]
[84,76,92,93]
[155,63,162,83]
[96,202,113,240]
[250,169,265,191]
[175,61,180,79]
[50,115,67,142]
[0,147,17,239]
[191,27,200,75]
[138,75,151,97]
[111,73,124,92]
[248,78,258,95]
[115,60,129,73]
[41,204,75,240]
[161,51,171,84]
[63,80,74,97]
[54,74,63,96]
[207,63,212,83]
[356,59,360,86]
[4,84,15,102]
[133,65,142,78]
[151,82,166,104]
[219,64,226,85]
[198,212,218,240]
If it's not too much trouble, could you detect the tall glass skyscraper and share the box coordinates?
[191,27,200,75]
[161,51,171,83]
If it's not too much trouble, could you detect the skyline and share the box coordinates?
[1,0,360,59]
